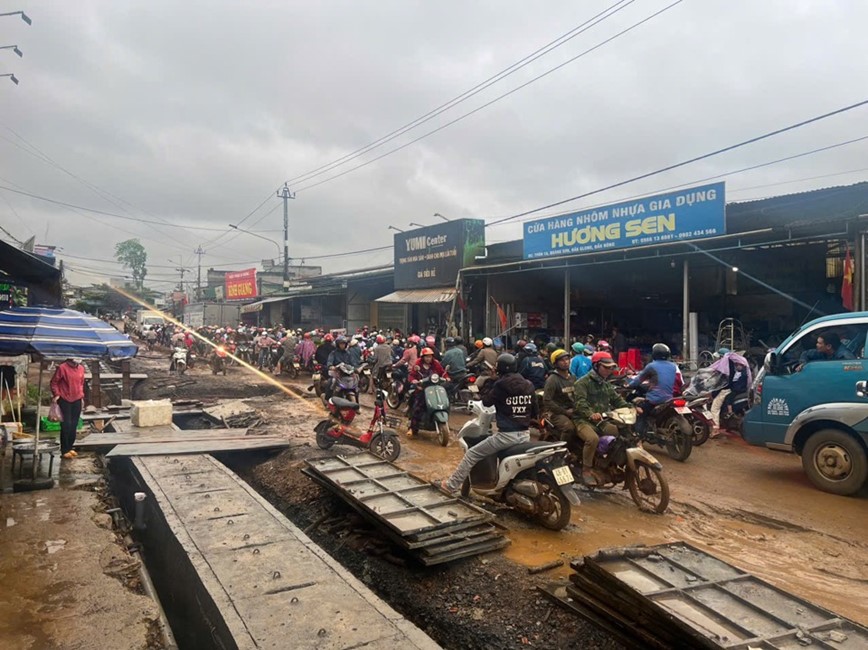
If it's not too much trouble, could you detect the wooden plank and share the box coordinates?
[106,437,288,457]
[76,428,250,449]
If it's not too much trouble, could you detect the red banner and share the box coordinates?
[225,268,258,301]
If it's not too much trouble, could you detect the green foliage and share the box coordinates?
[114,239,148,290]
[26,384,51,406]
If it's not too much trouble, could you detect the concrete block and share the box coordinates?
[130,399,173,427]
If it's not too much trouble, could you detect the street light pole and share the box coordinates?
[0,45,23,57]
[228,224,282,261]
[276,183,295,291]
[0,73,19,85]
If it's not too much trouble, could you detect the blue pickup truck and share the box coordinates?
[744,312,868,495]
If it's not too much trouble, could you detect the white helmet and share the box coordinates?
[482,337,493,347]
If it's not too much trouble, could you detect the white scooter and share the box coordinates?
[170,347,188,374]
[456,400,580,530]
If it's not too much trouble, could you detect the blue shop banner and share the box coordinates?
[523,182,726,260]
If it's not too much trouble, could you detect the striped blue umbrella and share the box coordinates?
[0,306,138,359]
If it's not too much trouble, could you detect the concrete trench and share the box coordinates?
[108,453,440,650]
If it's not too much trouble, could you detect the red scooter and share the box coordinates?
[314,388,401,461]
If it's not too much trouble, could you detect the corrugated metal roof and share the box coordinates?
[376,288,455,303]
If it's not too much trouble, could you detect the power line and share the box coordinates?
[285,0,637,187]
[487,97,868,226]
[500,133,868,226]
[292,0,686,194]
[0,183,231,231]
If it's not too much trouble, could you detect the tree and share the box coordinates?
[114,239,148,290]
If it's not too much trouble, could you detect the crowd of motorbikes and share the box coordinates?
[140,323,750,530]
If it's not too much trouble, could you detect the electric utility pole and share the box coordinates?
[194,245,205,301]
[277,183,295,291]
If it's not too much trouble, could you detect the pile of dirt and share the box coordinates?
[232,450,623,650]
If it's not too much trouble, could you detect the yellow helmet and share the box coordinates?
[550,349,569,365]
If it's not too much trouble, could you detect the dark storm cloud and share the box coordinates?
[0,0,866,287]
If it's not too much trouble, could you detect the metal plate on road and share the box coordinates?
[563,542,868,649]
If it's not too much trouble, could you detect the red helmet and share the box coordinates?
[408,334,421,344]
[591,351,616,366]
[425,335,435,345]
[303,332,311,339]
[420,347,434,357]
[324,333,334,342]
[376,334,385,344]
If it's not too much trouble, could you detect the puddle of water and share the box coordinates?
[44,540,67,555]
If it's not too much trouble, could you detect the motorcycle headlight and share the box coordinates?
[431,373,440,383]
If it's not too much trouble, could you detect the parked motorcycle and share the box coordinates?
[210,346,228,376]
[314,390,401,461]
[456,400,580,530]
[581,407,670,514]
[170,347,188,375]
[406,373,452,446]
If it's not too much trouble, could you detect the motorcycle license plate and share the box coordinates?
[293,362,300,370]
[468,384,479,393]
[675,406,692,414]
[701,409,712,418]
[552,465,574,486]
[312,373,321,381]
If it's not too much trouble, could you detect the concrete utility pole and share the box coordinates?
[194,245,205,301]
[276,183,295,290]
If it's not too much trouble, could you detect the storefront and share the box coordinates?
[457,182,868,363]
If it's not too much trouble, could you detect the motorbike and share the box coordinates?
[386,366,410,409]
[357,362,372,393]
[308,363,327,399]
[682,392,714,446]
[719,391,749,435]
[170,347,188,374]
[327,362,360,404]
[405,374,452,446]
[210,346,228,375]
[456,400,580,530]
[619,381,693,461]
[581,407,670,514]
[236,342,253,365]
[314,389,401,461]
[445,369,479,409]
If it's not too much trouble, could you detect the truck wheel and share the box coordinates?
[802,429,867,496]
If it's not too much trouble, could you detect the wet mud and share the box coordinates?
[134,355,868,645]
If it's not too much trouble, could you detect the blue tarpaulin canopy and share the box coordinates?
[0,307,138,360]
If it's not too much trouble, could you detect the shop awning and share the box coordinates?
[241,295,290,314]
[375,288,455,304]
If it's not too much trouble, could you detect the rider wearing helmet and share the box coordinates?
[347,337,362,367]
[570,342,592,378]
[628,342,683,433]
[407,347,448,438]
[441,336,466,376]
[438,353,536,495]
[368,335,393,394]
[572,351,630,486]
[326,336,352,371]
[296,331,316,369]
[468,336,497,373]
[314,333,335,366]
[544,349,579,452]
[514,339,529,364]
[518,342,546,389]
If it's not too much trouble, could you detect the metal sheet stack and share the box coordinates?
[544,542,868,649]
[304,452,510,565]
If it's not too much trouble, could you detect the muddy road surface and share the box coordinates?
[133,353,868,646]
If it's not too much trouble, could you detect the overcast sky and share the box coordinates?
[1,0,867,292]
